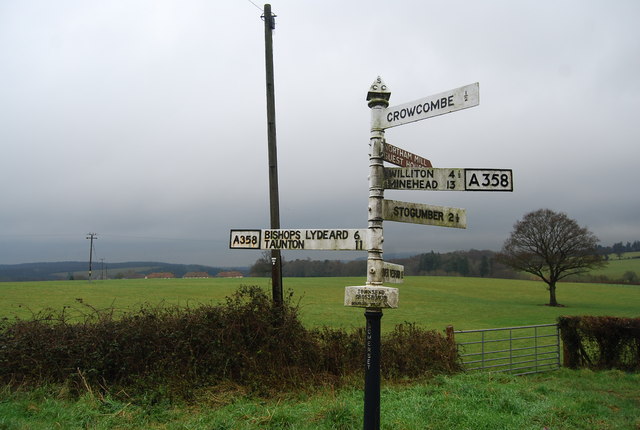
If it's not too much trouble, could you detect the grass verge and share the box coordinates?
[0,369,638,429]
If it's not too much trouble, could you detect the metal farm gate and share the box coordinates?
[451,324,561,376]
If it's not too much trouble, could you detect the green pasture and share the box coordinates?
[590,251,640,278]
[2,276,637,331]
[1,276,639,429]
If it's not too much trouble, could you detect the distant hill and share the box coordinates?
[0,261,248,282]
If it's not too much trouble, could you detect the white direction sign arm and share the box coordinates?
[383,168,513,192]
[230,229,369,251]
[383,199,467,229]
[379,83,479,129]
[382,261,404,284]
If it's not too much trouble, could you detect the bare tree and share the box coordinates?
[249,251,274,277]
[496,209,605,306]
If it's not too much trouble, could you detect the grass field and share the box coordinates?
[1,276,638,429]
[2,276,638,332]
[589,251,640,279]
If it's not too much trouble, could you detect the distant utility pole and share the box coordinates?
[86,233,97,281]
[262,3,283,306]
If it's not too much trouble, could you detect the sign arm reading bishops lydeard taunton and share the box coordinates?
[230,229,369,251]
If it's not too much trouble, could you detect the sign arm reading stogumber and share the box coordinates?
[383,199,467,229]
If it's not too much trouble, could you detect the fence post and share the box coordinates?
[446,325,455,344]
[445,325,460,371]
[556,324,562,370]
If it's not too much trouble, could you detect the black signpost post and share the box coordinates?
[363,309,382,429]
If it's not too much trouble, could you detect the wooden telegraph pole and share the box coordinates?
[86,232,97,281]
[262,4,283,305]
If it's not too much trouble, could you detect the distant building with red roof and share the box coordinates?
[217,271,244,278]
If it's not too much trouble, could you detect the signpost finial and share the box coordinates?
[367,76,391,108]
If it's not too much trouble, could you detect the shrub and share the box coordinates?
[0,286,461,398]
[311,326,364,377]
[382,322,461,378]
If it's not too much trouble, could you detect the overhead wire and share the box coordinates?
[246,0,262,12]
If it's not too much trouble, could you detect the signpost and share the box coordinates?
[347,77,512,430]
[231,76,512,430]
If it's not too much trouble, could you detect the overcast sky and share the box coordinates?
[1,0,639,267]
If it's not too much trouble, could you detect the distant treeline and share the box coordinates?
[3,240,637,282]
[0,261,245,282]
[598,241,640,258]
[250,249,519,279]
[250,240,640,279]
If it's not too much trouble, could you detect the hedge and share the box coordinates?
[558,315,640,371]
[0,286,461,398]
